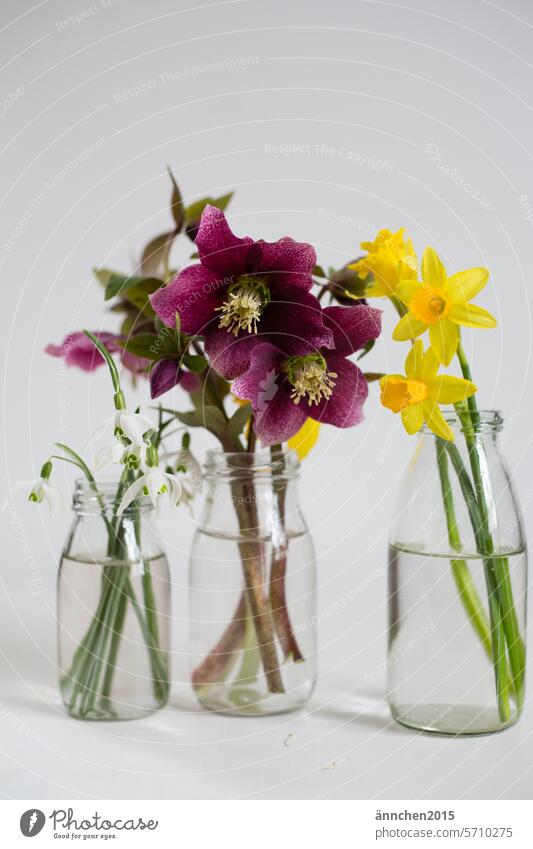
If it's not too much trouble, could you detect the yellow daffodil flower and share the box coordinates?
[392,246,496,365]
[379,341,477,441]
[288,418,320,460]
[349,228,417,298]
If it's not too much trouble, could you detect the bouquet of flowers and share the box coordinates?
[353,229,526,728]
[26,174,382,712]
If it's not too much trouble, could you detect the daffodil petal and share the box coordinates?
[448,302,497,328]
[444,268,489,303]
[288,418,320,460]
[422,247,447,288]
[392,313,427,342]
[395,280,421,306]
[405,340,424,379]
[401,403,424,434]
[431,375,477,405]
[422,400,454,441]
[421,346,440,380]
[429,319,458,365]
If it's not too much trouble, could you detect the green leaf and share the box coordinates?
[140,231,174,277]
[173,406,227,440]
[363,371,385,382]
[94,267,125,288]
[226,404,251,442]
[117,333,160,360]
[167,167,185,231]
[105,274,161,301]
[183,353,207,373]
[312,264,326,278]
[357,338,376,360]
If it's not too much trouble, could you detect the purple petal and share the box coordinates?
[261,290,334,355]
[309,355,368,428]
[257,237,316,292]
[151,264,224,333]
[180,371,202,393]
[195,205,259,276]
[232,343,307,445]
[322,305,382,355]
[204,327,259,379]
[149,358,183,399]
[45,331,117,372]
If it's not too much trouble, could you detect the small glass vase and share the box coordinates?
[58,480,171,720]
[189,449,317,716]
[388,410,527,735]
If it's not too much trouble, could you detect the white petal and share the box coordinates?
[117,476,146,515]
[42,483,64,518]
[119,412,154,445]
[83,415,114,452]
[2,479,37,510]
[144,469,163,503]
[165,473,183,508]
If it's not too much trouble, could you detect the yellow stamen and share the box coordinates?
[287,355,337,406]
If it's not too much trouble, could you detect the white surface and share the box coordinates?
[2,0,533,800]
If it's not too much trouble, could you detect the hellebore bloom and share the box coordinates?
[46,331,149,375]
[393,247,496,365]
[232,304,382,445]
[380,340,477,441]
[151,205,333,379]
[350,228,417,298]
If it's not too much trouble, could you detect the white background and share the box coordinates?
[1,0,532,799]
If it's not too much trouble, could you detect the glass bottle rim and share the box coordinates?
[204,448,300,480]
[421,408,503,435]
[72,478,154,514]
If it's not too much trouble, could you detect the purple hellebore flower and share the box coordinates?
[46,331,148,375]
[232,304,382,445]
[150,358,202,399]
[150,205,333,379]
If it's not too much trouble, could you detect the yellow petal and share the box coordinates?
[421,346,440,380]
[422,400,454,441]
[421,247,447,288]
[401,403,424,434]
[448,302,497,328]
[395,280,421,306]
[405,339,424,379]
[431,375,477,405]
[444,268,489,303]
[380,375,410,412]
[288,418,320,460]
[392,313,427,342]
[429,318,458,365]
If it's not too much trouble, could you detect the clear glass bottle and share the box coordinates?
[388,410,527,735]
[58,480,171,720]
[189,450,317,716]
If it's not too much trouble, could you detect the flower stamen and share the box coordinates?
[286,354,337,406]
[216,275,270,336]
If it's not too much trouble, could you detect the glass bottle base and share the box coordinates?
[195,682,314,717]
[390,702,521,736]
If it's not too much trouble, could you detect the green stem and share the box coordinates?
[454,339,525,714]
[435,440,492,659]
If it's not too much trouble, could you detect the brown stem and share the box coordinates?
[192,595,246,689]
[232,477,285,693]
[269,444,304,661]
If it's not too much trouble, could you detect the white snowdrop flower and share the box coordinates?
[117,467,183,516]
